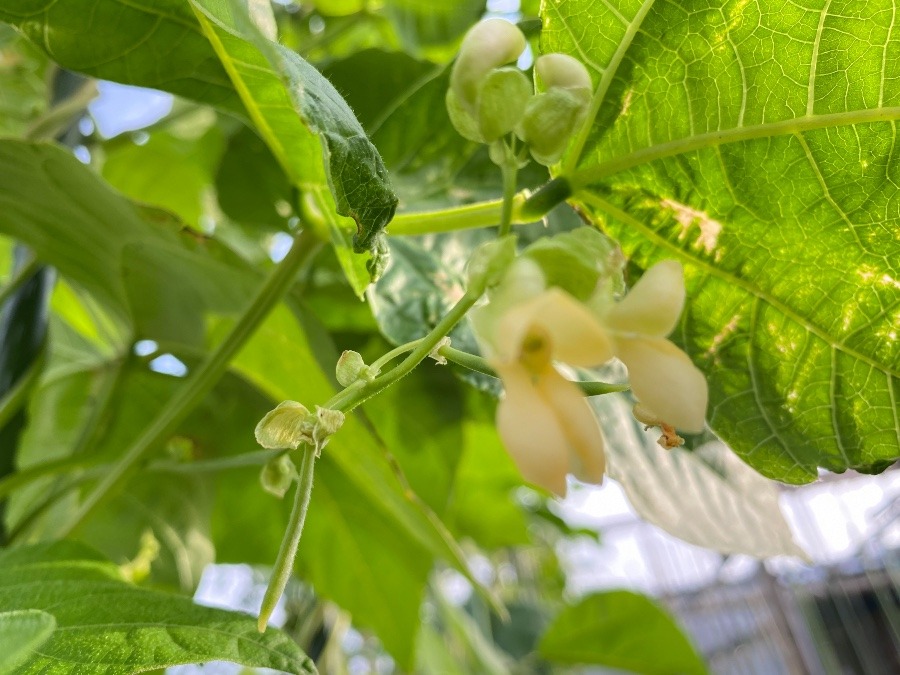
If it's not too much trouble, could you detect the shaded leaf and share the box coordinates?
[595,393,807,559]
[190,0,397,288]
[539,591,708,675]
[0,0,241,113]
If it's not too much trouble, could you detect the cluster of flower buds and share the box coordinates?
[446,19,593,166]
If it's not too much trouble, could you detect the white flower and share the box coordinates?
[472,258,708,496]
[473,261,612,496]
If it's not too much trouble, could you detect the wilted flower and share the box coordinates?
[472,258,707,496]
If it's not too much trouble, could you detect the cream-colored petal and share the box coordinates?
[497,288,615,367]
[617,337,708,433]
[495,363,570,496]
[606,260,685,337]
[538,366,606,485]
[472,258,546,362]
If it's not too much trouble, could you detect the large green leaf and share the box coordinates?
[543,0,900,482]
[539,591,708,675]
[189,0,398,292]
[0,0,241,113]
[0,542,315,674]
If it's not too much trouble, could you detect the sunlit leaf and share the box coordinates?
[0,542,315,674]
[544,0,900,482]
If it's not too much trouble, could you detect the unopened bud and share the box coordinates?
[260,454,297,498]
[255,401,314,450]
[336,350,371,387]
[477,68,532,142]
[447,19,528,143]
[517,54,592,165]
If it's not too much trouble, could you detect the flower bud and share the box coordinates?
[255,401,314,450]
[477,68,533,142]
[260,454,297,499]
[336,350,371,387]
[517,54,592,165]
[447,19,528,143]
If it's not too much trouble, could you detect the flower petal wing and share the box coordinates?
[538,366,606,485]
[606,261,685,337]
[495,363,570,496]
[616,336,708,433]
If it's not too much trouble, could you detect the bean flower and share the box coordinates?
[472,258,707,496]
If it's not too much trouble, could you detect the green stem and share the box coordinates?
[497,157,519,237]
[369,338,424,373]
[0,255,40,309]
[387,195,529,236]
[439,345,629,396]
[327,291,481,413]
[258,445,317,632]
[58,230,321,538]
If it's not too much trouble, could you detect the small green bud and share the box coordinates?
[336,350,370,387]
[447,19,528,143]
[477,68,533,142]
[260,454,298,499]
[467,235,518,295]
[517,53,592,165]
[255,401,314,450]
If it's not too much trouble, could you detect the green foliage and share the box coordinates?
[540,591,708,674]
[0,542,315,674]
[543,0,900,482]
[2,0,896,671]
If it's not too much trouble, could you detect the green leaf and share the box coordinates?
[444,388,530,549]
[0,542,315,674]
[545,0,900,482]
[0,31,49,137]
[215,126,294,232]
[0,610,55,675]
[189,0,398,289]
[0,140,258,344]
[539,591,708,675]
[0,0,242,113]
[595,393,806,559]
[102,126,225,230]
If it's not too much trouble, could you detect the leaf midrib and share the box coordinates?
[570,106,900,189]
[578,192,900,380]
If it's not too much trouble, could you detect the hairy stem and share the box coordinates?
[258,445,317,632]
[327,291,481,413]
